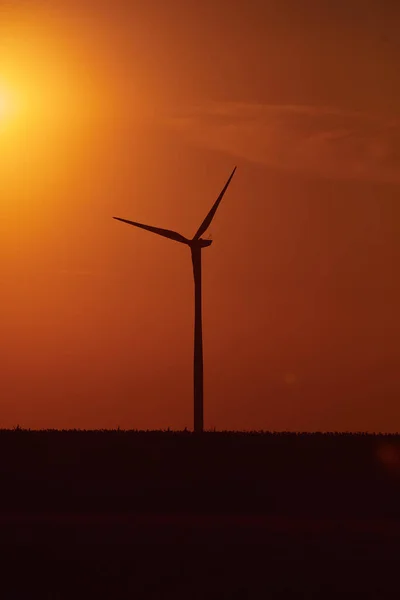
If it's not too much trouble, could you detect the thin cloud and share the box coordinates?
[167,102,400,184]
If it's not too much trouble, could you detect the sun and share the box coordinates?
[0,84,16,122]
[0,90,8,118]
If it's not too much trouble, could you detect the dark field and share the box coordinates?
[1,430,399,598]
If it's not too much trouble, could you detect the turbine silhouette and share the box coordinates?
[113,167,237,433]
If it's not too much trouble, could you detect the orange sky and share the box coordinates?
[1,0,399,431]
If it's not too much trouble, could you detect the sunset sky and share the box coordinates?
[1,0,399,431]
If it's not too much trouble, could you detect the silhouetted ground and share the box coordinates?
[1,429,399,515]
[1,430,399,598]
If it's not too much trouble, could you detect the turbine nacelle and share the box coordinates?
[191,238,212,248]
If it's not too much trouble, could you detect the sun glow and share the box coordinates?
[0,12,110,165]
[0,8,113,238]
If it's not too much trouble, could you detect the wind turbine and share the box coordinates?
[113,167,237,433]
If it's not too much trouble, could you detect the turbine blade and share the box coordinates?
[193,167,237,240]
[113,217,189,244]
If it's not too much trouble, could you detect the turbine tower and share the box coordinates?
[113,167,237,433]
